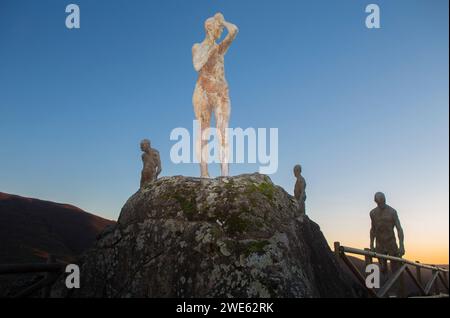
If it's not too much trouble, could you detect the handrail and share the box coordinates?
[339,245,448,273]
[0,263,65,275]
[0,255,67,298]
[334,241,449,298]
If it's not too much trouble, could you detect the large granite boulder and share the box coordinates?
[53,173,362,297]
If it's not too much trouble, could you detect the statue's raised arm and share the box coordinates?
[218,19,239,55]
[192,42,212,72]
[192,13,238,72]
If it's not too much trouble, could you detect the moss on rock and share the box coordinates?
[225,214,250,235]
[244,240,270,256]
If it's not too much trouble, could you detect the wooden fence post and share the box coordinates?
[415,261,422,288]
[364,248,372,278]
[433,265,440,295]
[42,254,55,298]
[443,271,449,290]
[399,266,406,297]
[334,242,341,259]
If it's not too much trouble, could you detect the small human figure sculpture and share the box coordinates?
[140,139,161,188]
[370,192,405,274]
[293,164,307,215]
[192,12,238,178]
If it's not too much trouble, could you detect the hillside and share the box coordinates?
[0,192,115,264]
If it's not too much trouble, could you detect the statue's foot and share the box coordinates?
[200,164,209,179]
[220,165,229,177]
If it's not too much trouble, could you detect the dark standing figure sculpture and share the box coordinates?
[140,139,161,189]
[370,191,405,292]
[294,164,307,215]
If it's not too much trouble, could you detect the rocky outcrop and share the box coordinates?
[53,173,362,298]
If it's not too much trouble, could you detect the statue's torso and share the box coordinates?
[371,206,398,253]
[142,151,156,171]
[294,177,306,200]
[197,44,228,94]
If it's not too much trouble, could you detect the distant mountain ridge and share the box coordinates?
[0,192,115,264]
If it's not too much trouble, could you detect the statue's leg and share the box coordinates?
[388,247,404,296]
[140,171,145,189]
[141,170,151,188]
[215,94,231,176]
[299,199,305,215]
[193,85,211,178]
[200,114,211,178]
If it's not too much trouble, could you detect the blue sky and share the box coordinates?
[0,0,448,262]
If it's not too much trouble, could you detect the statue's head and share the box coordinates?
[374,192,386,208]
[205,13,224,40]
[140,139,151,152]
[293,164,302,177]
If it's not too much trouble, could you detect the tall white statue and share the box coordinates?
[192,13,238,177]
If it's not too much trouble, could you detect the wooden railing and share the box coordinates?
[0,255,66,298]
[334,242,449,298]
[2,246,448,298]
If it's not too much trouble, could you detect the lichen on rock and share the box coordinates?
[51,173,362,298]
